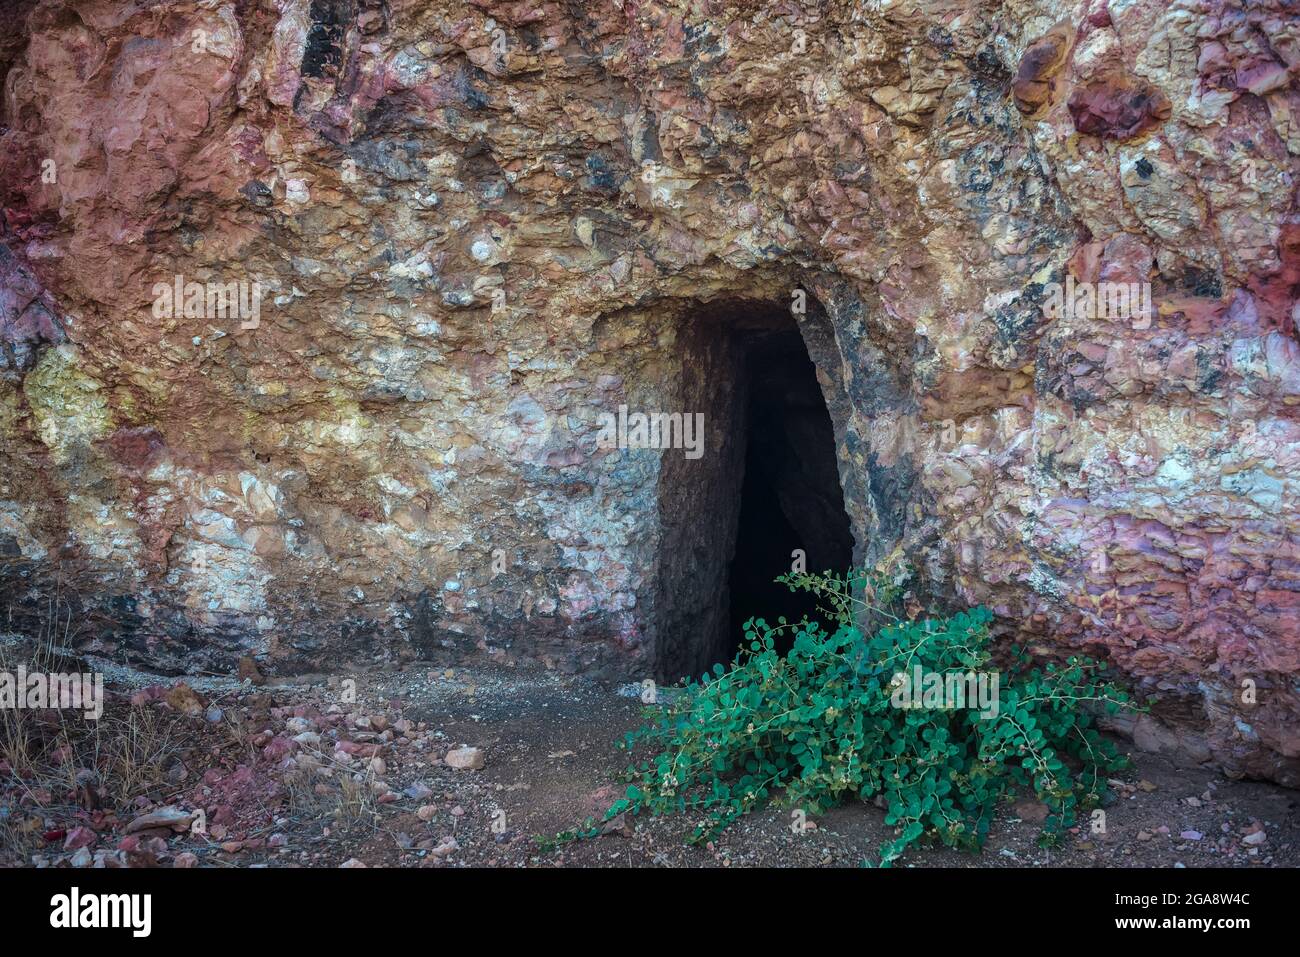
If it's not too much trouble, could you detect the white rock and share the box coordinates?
[444,746,485,770]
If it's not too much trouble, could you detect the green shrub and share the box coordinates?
[567,561,1135,865]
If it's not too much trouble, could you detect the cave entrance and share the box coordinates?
[654,300,854,681]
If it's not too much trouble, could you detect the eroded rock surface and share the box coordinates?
[1,0,1298,782]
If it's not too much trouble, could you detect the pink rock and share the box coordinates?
[139,836,170,857]
[336,740,381,757]
[63,826,96,851]
[1236,61,1291,97]
[261,736,296,761]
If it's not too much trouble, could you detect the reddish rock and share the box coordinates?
[63,826,95,851]
[164,684,205,716]
[1067,74,1172,140]
[1013,24,1073,115]
[335,740,381,758]
[238,657,266,685]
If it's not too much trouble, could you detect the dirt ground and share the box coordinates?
[3,653,1297,869]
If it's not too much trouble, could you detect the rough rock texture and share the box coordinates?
[1,1,1298,781]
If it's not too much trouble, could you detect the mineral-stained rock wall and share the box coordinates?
[1,0,1298,782]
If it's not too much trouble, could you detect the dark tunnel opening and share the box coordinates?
[726,331,855,656]
[653,301,855,680]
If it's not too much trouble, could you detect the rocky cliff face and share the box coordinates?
[1,0,1298,783]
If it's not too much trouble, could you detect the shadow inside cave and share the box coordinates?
[653,299,854,680]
